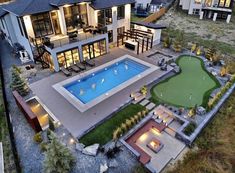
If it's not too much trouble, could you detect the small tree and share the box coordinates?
[191,43,197,52]
[11,67,29,96]
[44,133,75,173]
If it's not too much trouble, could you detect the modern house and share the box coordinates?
[179,0,233,23]
[0,0,137,72]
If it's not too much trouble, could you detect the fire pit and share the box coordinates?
[147,138,163,153]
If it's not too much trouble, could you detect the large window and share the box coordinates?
[57,48,79,68]
[97,8,112,27]
[82,39,106,60]
[108,30,113,43]
[117,6,125,20]
[63,4,88,31]
[31,13,53,37]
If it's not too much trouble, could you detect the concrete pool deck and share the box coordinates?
[30,48,173,138]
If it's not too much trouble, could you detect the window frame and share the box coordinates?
[117,5,125,20]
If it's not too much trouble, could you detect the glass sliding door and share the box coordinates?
[57,48,80,68]
[82,39,107,61]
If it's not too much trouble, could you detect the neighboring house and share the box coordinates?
[179,0,233,23]
[135,0,174,13]
[0,0,135,72]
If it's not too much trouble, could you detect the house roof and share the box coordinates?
[90,0,135,10]
[0,6,7,17]
[3,0,57,16]
[131,21,166,29]
[49,0,91,6]
[150,0,165,5]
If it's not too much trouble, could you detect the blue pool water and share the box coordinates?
[64,58,149,104]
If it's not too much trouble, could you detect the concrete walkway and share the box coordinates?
[0,142,4,173]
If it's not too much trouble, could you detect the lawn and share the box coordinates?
[79,104,145,146]
[167,91,235,173]
[151,56,220,108]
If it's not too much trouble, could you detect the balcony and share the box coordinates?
[202,3,232,12]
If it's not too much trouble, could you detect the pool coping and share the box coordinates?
[53,55,159,112]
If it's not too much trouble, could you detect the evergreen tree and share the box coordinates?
[44,133,75,173]
[11,67,29,96]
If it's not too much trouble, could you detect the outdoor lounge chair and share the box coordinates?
[84,59,95,67]
[75,61,86,70]
[69,63,80,73]
[61,67,72,77]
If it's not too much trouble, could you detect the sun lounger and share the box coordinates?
[85,59,95,67]
[75,62,86,70]
[69,63,80,73]
[61,67,72,77]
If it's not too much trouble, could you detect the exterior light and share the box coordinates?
[70,138,75,144]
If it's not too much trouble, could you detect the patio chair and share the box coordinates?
[85,59,95,67]
[61,66,72,77]
[69,63,80,73]
[75,61,86,70]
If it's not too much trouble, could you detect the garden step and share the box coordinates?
[140,99,150,106]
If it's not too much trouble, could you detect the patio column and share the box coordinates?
[208,11,212,18]
[199,11,204,20]
[213,13,217,21]
[226,14,231,23]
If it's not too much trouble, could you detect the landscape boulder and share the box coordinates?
[82,143,99,156]
[100,162,108,173]
[196,106,206,115]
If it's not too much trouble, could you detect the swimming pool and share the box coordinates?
[64,59,149,104]
[53,55,158,112]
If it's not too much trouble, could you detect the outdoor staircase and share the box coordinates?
[33,47,50,69]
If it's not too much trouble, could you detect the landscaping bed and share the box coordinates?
[166,92,235,173]
[79,104,145,146]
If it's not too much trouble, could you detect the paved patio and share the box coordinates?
[30,48,173,138]
[136,130,185,173]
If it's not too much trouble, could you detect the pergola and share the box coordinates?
[117,21,166,54]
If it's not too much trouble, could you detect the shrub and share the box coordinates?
[184,122,197,136]
[121,123,127,133]
[140,86,148,95]
[134,115,139,122]
[130,117,136,126]
[125,119,132,130]
[33,132,43,143]
[113,127,122,140]
[40,142,48,152]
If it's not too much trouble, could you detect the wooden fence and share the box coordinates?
[142,8,166,23]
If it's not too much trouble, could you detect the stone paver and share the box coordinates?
[140,99,150,106]
[146,103,156,110]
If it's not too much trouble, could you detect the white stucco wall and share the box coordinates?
[0,14,13,45]
[9,13,33,60]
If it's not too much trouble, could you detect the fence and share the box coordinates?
[142,8,166,23]
[0,47,21,172]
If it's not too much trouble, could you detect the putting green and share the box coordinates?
[151,55,220,108]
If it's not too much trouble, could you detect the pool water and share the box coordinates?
[64,58,149,104]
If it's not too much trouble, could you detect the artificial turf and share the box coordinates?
[151,55,220,108]
[79,104,145,146]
